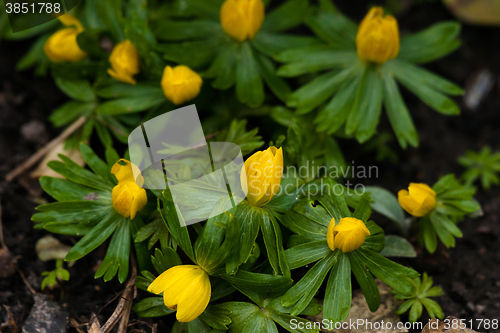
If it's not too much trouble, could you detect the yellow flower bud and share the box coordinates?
[148,265,211,323]
[220,0,265,41]
[44,14,87,63]
[111,159,147,219]
[161,65,203,105]
[241,146,283,207]
[107,40,140,85]
[356,7,399,64]
[398,183,436,217]
[327,217,370,253]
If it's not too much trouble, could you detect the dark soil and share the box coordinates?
[1,1,500,332]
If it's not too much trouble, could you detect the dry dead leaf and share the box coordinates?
[308,280,407,333]
[30,141,85,179]
[35,235,72,262]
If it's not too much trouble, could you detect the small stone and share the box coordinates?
[22,294,68,333]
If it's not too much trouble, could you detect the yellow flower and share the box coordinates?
[327,217,370,253]
[44,14,87,62]
[108,40,140,85]
[111,159,147,219]
[356,7,399,64]
[161,65,203,105]
[147,265,211,323]
[241,146,283,207]
[398,183,436,217]
[220,0,265,41]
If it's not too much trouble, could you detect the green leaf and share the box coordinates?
[48,155,112,191]
[16,34,50,71]
[253,32,321,58]
[323,253,351,323]
[79,143,115,185]
[259,211,290,277]
[49,101,94,128]
[304,11,357,49]
[151,247,182,274]
[287,67,355,112]
[364,186,406,229]
[281,251,338,316]
[205,43,238,90]
[353,67,383,143]
[65,214,118,262]
[393,69,460,116]
[398,22,461,64]
[95,0,125,41]
[357,248,418,296]
[236,42,264,107]
[160,193,196,262]
[261,0,310,32]
[218,270,293,293]
[420,216,438,253]
[348,251,380,312]
[96,93,165,115]
[314,71,360,134]
[381,70,418,148]
[277,50,357,77]
[285,241,331,270]
[255,53,291,102]
[133,297,175,317]
[386,60,463,96]
[379,236,416,258]
[95,218,131,283]
[154,19,221,41]
[39,177,107,202]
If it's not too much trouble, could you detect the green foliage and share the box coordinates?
[275,3,462,148]
[41,259,70,290]
[458,146,500,189]
[33,143,152,282]
[153,0,320,107]
[419,174,480,253]
[393,272,444,322]
[282,180,419,323]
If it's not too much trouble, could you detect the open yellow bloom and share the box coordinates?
[111,159,147,219]
[327,217,370,253]
[398,183,436,217]
[108,40,140,85]
[220,0,265,41]
[44,14,87,62]
[356,7,399,64]
[241,146,283,207]
[148,265,211,322]
[161,65,203,105]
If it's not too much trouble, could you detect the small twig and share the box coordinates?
[0,198,6,250]
[5,116,87,182]
[18,269,36,295]
[99,255,138,333]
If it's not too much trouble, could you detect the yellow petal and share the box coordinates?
[327,218,336,251]
[44,28,87,63]
[356,7,400,64]
[220,0,265,41]
[108,40,140,85]
[175,269,211,322]
[398,183,436,217]
[327,217,370,253]
[161,65,203,105]
[111,159,143,184]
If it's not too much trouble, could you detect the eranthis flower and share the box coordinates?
[44,14,87,62]
[398,183,436,217]
[147,265,211,322]
[356,7,399,64]
[241,146,283,207]
[108,40,140,85]
[111,159,147,219]
[220,0,265,41]
[327,217,370,253]
[161,65,203,105]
